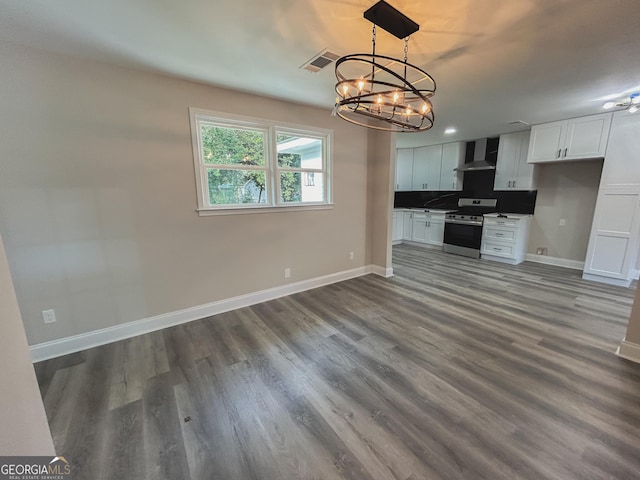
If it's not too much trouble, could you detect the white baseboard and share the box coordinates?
[30,264,383,363]
[525,254,585,270]
[370,265,394,278]
[632,269,640,280]
[616,339,640,364]
[582,273,632,287]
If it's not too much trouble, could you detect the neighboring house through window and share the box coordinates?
[189,108,332,215]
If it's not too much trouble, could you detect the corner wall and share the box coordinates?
[0,232,55,455]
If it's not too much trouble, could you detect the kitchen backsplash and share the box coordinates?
[394,190,537,214]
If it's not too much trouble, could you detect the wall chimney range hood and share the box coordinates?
[455,138,496,171]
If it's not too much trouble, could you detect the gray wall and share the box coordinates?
[0,44,383,346]
[0,232,55,454]
[527,160,603,261]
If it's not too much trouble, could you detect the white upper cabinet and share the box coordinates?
[527,112,612,163]
[440,142,465,191]
[413,145,442,190]
[599,110,640,188]
[494,131,535,190]
[395,148,414,191]
[395,141,464,192]
[527,121,565,163]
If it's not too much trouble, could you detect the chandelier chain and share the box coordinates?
[404,37,409,63]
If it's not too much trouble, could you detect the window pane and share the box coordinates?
[201,125,265,166]
[280,172,325,203]
[207,169,267,205]
[276,134,323,169]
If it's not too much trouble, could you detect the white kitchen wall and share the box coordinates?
[0,43,381,346]
[527,160,603,261]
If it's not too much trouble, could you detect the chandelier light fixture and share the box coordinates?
[603,93,640,114]
[333,1,436,133]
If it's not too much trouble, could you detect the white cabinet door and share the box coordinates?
[395,149,414,191]
[583,191,640,280]
[527,113,612,164]
[392,211,403,241]
[599,111,640,188]
[494,132,520,190]
[413,145,442,190]
[496,131,535,190]
[440,142,465,191]
[426,219,445,246]
[412,214,428,243]
[527,120,566,163]
[564,113,612,161]
[514,131,535,190]
[402,212,414,240]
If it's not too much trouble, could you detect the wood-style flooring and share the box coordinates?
[35,244,640,479]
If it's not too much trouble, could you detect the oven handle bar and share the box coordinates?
[445,219,483,226]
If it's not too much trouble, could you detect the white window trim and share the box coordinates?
[189,108,333,215]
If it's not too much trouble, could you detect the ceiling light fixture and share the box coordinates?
[444,127,456,134]
[602,92,640,113]
[333,0,436,133]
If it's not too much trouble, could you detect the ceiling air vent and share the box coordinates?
[300,49,340,73]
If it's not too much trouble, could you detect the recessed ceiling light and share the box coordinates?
[444,127,456,134]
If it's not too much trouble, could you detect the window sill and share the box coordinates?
[196,203,335,216]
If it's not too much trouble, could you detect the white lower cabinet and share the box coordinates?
[403,211,414,240]
[481,215,531,265]
[411,212,446,246]
[392,211,403,242]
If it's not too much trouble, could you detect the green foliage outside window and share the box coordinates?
[202,126,302,204]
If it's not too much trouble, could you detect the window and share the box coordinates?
[190,109,332,214]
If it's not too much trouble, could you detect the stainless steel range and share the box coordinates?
[443,198,497,259]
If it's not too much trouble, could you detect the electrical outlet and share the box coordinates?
[536,247,548,255]
[349,251,354,260]
[42,309,56,324]
[284,267,291,279]
[559,219,566,227]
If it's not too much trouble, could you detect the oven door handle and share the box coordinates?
[445,219,483,226]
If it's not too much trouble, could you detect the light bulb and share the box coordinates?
[357,79,365,91]
[377,95,383,104]
[421,103,430,114]
[406,107,412,116]
[603,101,616,109]
[393,91,399,104]
[629,105,639,114]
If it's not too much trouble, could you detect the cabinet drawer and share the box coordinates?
[482,241,514,257]
[484,218,519,227]
[484,227,516,242]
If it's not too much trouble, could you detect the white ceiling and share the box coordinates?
[1,0,639,146]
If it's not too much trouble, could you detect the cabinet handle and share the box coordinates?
[494,247,503,251]
[563,148,567,157]
[557,149,561,158]
[497,221,505,224]
[495,233,503,236]
[513,180,516,188]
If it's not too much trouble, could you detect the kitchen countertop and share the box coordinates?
[484,213,532,219]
